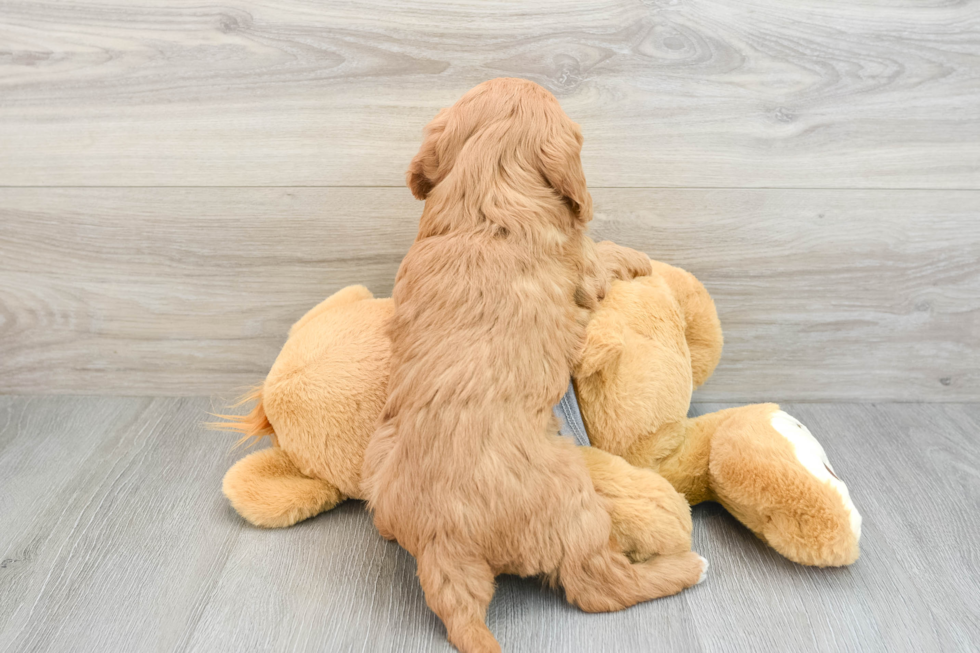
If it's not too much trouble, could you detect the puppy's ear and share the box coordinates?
[407,108,450,200]
[539,121,592,220]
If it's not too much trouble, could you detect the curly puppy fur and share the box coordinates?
[361,78,704,653]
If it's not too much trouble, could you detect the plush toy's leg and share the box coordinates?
[697,404,861,566]
[580,447,694,563]
[223,447,345,528]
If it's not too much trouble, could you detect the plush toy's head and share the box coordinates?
[574,261,723,459]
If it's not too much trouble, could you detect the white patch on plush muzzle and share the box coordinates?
[770,410,862,541]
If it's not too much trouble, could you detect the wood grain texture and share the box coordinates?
[687,402,980,653]
[1,0,978,187]
[1,397,978,651]
[0,396,246,652]
[1,187,977,400]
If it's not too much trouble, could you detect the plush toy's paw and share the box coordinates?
[708,404,861,567]
[580,447,693,563]
[223,447,345,528]
[769,410,862,542]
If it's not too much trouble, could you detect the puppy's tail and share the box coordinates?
[415,539,501,653]
[207,386,277,448]
[560,544,706,613]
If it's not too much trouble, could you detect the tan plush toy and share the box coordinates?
[220,260,860,568]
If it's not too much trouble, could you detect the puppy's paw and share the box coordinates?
[696,555,709,585]
[595,241,652,282]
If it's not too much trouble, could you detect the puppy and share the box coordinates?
[362,78,706,653]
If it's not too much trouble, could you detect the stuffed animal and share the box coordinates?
[575,260,860,567]
[219,261,860,568]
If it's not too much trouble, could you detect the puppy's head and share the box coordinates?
[407,78,592,222]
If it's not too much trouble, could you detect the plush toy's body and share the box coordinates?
[222,262,860,568]
[223,283,695,565]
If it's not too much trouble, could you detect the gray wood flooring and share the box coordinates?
[1,396,977,652]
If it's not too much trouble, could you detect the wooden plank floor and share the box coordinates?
[1,396,977,652]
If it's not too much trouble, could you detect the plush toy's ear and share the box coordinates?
[288,285,374,337]
[648,260,724,389]
[539,120,592,220]
[577,310,626,378]
[406,108,450,200]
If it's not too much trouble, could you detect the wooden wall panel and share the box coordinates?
[1,0,978,188]
[2,187,976,400]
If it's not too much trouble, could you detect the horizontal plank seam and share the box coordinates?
[0,392,975,406]
[1,186,979,191]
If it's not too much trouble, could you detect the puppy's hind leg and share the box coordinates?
[559,506,706,613]
[416,541,500,653]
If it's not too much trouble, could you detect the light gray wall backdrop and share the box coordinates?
[1,0,978,401]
